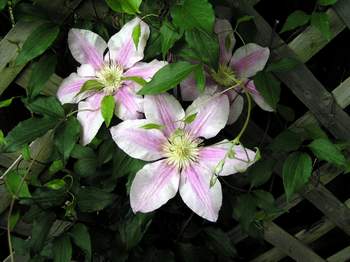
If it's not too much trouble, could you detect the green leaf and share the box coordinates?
[233,194,257,231]
[183,113,197,124]
[9,210,20,230]
[160,21,182,58]
[280,10,310,33]
[253,190,276,212]
[5,170,31,198]
[203,228,237,258]
[248,158,276,188]
[132,23,141,49]
[268,130,303,153]
[303,122,328,140]
[171,0,215,33]
[30,212,56,253]
[28,54,57,99]
[266,57,300,72]
[69,224,91,261]
[122,76,147,86]
[97,139,115,166]
[311,12,332,41]
[0,0,6,11]
[119,213,153,251]
[185,29,219,69]
[16,23,60,65]
[105,0,142,14]
[236,15,254,26]
[48,160,64,176]
[3,117,57,152]
[27,96,65,118]
[138,61,197,95]
[194,64,206,92]
[101,95,115,127]
[74,158,97,177]
[140,123,164,130]
[54,117,81,160]
[282,152,312,201]
[53,235,72,262]
[71,145,96,159]
[318,0,337,6]
[22,144,31,161]
[77,187,115,212]
[44,179,66,190]
[0,97,14,108]
[308,138,347,167]
[254,71,281,110]
[76,79,104,96]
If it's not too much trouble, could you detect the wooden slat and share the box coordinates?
[262,222,326,262]
[333,0,350,29]
[327,246,350,262]
[302,184,350,236]
[240,3,350,140]
[251,199,350,262]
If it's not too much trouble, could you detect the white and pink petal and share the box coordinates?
[199,140,257,176]
[246,80,274,112]
[185,95,229,139]
[107,17,150,69]
[124,59,167,81]
[179,163,222,222]
[110,119,167,161]
[130,160,180,213]
[68,29,107,69]
[226,91,244,125]
[114,85,144,120]
[144,93,185,137]
[180,73,218,102]
[230,43,270,79]
[215,19,235,65]
[57,73,93,104]
[77,93,105,146]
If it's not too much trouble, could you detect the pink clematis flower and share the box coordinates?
[181,19,273,125]
[57,17,167,145]
[110,93,257,222]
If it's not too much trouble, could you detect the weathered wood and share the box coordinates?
[333,0,350,29]
[0,21,44,95]
[262,222,326,262]
[251,199,350,262]
[327,246,350,262]
[289,9,346,63]
[240,4,350,140]
[302,184,350,236]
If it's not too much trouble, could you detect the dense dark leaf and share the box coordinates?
[74,158,98,177]
[233,194,257,231]
[105,0,142,14]
[277,104,295,122]
[5,170,31,198]
[3,117,58,152]
[318,0,337,6]
[0,0,6,11]
[171,0,215,33]
[311,12,331,41]
[16,22,60,65]
[30,212,56,254]
[185,29,219,69]
[77,187,115,212]
[28,54,57,98]
[308,138,347,167]
[253,71,281,110]
[54,117,81,160]
[280,10,310,33]
[282,152,312,201]
[203,227,237,258]
[27,96,65,118]
[193,64,206,92]
[53,235,72,262]
[266,57,300,72]
[160,20,182,58]
[70,223,91,261]
[248,158,276,188]
[138,61,197,95]
[268,129,303,153]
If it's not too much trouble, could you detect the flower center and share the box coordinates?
[163,129,200,169]
[96,63,124,95]
[211,64,240,87]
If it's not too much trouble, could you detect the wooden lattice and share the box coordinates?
[0,0,349,261]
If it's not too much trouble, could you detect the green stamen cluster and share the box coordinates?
[211,64,239,87]
[96,63,124,95]
[163,129,199,169]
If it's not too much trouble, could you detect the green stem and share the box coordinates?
[232,91,252,144]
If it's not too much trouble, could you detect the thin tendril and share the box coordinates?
[232,90,252,144]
